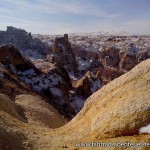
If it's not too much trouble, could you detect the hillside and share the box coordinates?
[0,59,149,150]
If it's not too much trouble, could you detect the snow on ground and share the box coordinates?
[22,69,35,76]
[139,124,150,134]
[68,72,78,80]
[18,68,63,94]
[70,94,85,113]
[86,44,98,52]
[77,57,91,71]
[91,80,102,93]
[20,49,45,59]
[50,87,63,97]
[74,96,85,110]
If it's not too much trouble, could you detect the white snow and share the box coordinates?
[86,44,98,52]
[128,45,140,56]
[22,69,35,75]
[91,80,102,93]
[77,57,91,71]
[139,124,150,134]
[20,49,44,59]
[68,72,78,80]
[74,97,85,109]
[50,87,63,97]
[70,96,85,112]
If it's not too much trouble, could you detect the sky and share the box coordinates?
[0,0,150,35]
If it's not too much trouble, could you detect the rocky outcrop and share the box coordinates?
[136,48,150,63]
[99,46,120,68]
[75,71,103,97]
[76,75,92,97]
[0,26,49,57]
[96,67,125,83]
[48,34,78,72]
[0,93,66,149]
[0,44,75,118]
[99,43,150,72]
[0,44,38,71]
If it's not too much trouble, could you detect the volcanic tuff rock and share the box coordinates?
[0,44,75,118]
[75,71,102,97]
[0,59,149,150]
[63,59,150,141]
[48,34,78,72]
[0,26,49,57]
[98,40,150,72]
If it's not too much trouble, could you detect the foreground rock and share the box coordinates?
[0,59,149,150]
[64,59,150,141]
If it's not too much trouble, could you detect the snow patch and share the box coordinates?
[22,69,35,75]
[91,80,102,93]
[139,124,150,134]
[77,57,91,71]
[50,87,63,97]
[70,96,85,112]
[68,72,78,80]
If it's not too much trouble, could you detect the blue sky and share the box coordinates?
[0,0,150,34]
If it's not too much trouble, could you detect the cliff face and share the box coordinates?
[0,59,149,150]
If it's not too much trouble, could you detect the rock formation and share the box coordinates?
[99,46,120,68]
[64,59,150,141]
[48,34,78,72]
[0,26,49,57]
[0,44,75,118]
[98,41,150,72]
[75,71,103,97]
[0,59,149,150]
